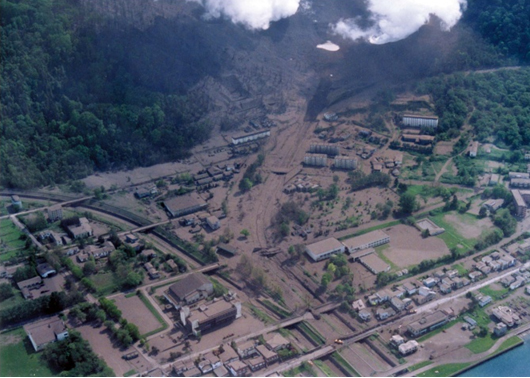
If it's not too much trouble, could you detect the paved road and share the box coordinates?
[0,195,93,220]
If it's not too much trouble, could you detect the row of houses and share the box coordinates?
[174,332,291,377]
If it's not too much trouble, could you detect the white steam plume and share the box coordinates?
[333,0,467,44]
[190,0,300,30]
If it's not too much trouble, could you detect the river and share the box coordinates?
[460,333,530,377]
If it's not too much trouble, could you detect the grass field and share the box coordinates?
[314,359,335,377]
[417,362,471,377]
[0,218,27,261]
[0,292,25,311]
[92,272,117,295]
[408,360,433,372]
[451,263,469,276]
[479,285,509,301]
[0,327,57,377]
[430,212,475,253]
[465,334,497,354]
[495,335,523,353]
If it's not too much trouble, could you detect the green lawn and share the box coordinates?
[408,360,432,372]
[92,272,117,295]
[0,328,57,377]
[313,359,335,377]
[465,334,497,354]
[417,362,471,377]
[451,263,468,276]
[479,285,509,301]
[0,292,25,311]
[495,335,523,353]
[430,212,476,253]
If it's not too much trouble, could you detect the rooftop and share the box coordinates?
[305,237,343,256]
[168,273,211,302]
[163,195,206,212]
[188,300,237,324]
[359,253,390,274]
[342,230,389,251]
[23,316,66,347]
[408,311,448,334]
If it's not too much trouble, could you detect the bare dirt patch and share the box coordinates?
[381,224,450,268]
[434,141,454,156]
[113,294,162,336]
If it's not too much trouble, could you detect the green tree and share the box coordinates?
[82,260,97,276]
[239,178,253,192]
[240,229,250,238]
[398,192,417,214]
[321,273,332,289]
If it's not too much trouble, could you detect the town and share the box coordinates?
[2,95,530,378]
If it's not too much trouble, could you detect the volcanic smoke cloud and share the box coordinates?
[333,0,467,44]
[190,0,300,30]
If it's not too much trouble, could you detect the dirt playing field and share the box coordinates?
[112,294,163,336]
[380,224,450,268]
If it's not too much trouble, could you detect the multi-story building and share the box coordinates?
[305,237,345,262]
[407,311,448,337]
[342,230,390,253]
[179,300,241,336]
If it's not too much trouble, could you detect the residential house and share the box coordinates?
[47,205,63,221]
[256,345,278,365]
[247,356,266,372]
[510,277,525,290]
[67,217,92,239]
[134,185,158,199]
[144,263,160,279]
[11,195,22,208]
[398,340,419,355]
[391,335,404,346]
[439,284,452,294]
[36,263,56,278]
[226,360,249,377]
[423,277,437,288]
[390,297,406,312]
[478,295,492,307]
[376,307,395,320]
[219,346,239,364]
[352,299,366,312]
[237,340,257,359]
[414,287,436,305]
[264,333,290,352]
[214,365,229,377]
[494,322,508,337]
[469,271,483,282]
[359,310,372,321]
[23,316,68,352]
[206,216,221,230]
[197,353,222,374]
[401,282,418,296]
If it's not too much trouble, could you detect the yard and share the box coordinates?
[430,212,480,253]
[0,218,28,262]
[0,327,56,377]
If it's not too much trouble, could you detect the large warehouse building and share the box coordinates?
[305,237,345,262]
[402,114,439,128]
[162,194,208,218]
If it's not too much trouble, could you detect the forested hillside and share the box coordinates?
[418,68,530,148]
[465,0,530,62]
[0,0,210,189]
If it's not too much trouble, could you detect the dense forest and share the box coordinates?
[418,68,530,148]
[0,0,210,189]
[465,0,530,62]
